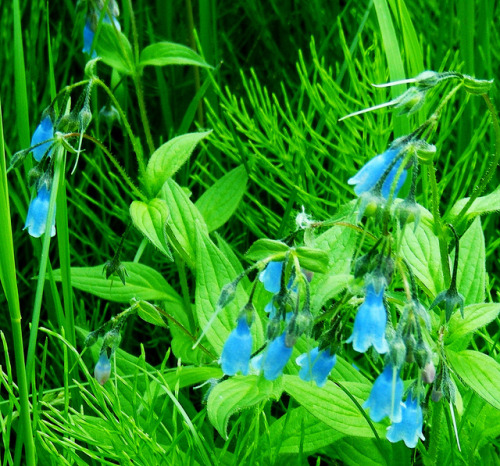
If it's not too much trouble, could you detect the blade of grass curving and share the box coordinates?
[12,0,30,147]
[0,100,36,464]
[373,0,409,137]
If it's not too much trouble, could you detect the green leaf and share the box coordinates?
[52,262,183,308]
[449,187,500,223]
[456,217,485,305]
[283,375,383,438]
[130,198,173,260]
[294,246,330,274]
[138,42,212,70]
[325,436,410,466]
[195,230,264,353]
[400,216,444,296]
[195,165,248,232]
[95,23,134,75]
[159,178,208,268]
[245,239,290,261]
[309,220,357,312]
[447,349,500,410]
[264,407,343,455]
[207,376,282,439]
[134,299,167,328]
[446,303,500,347]
[144,131,212,196]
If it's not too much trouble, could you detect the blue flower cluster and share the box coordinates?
[219,261,337,386]
[23,116,57,238]
[364,365,425,448]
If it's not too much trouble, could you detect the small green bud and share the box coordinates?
[103,258,128,285]
[84,330,99,347]
[394,87,426,116]
[28,166,43,188]
[285,311,313,347]
[79,105,92,133]
[103,327,121,350]
[99,105,120,129]
[9,149,30,170]
[267,318,281,341]
[422,361,436,384]
[390,336,407,368]
[462,75,494,95]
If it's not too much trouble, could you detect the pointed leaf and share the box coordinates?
[159,178,208,267]
[207,376,282,439]
[456,217,485,305]
[51,262,183,309]
[145,131,212,196]
[139,42,212,69]
[134,299,167,328]
[447,349,500,410]
[130,198,172,260]
[400,216,444,296]
[95,23,134,75]
[283,375,384,438]
[195,230,264,353]
[446,303,500,346]
[245,239,290,261]
[195,165,248,232]
[294,246,330,274]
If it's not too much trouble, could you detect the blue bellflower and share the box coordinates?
[259,261,283,293]
[296,347,336,387]
[348,149,407,199]
[347,283,389,354]
[24,184,56,238]
[254,332,292,380]
[220,317,252,376]
[83,14,121,57]
[363,364,404,423]
[94,352,112,385]
[30,116,54,162]
[386,395,425,448]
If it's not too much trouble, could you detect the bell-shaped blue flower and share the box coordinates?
[24,184,56,238]
[296,347,336,387]
[220,317,252,376]
[30,116,54,162]
[82,21,97,57]
[259,261,283,293]
[386,395,425,448]
[348,149,407,199]
[94,351,112,385]
[254,332,292,380]
[83,14,121,57]
[347,283,389,354]
[363,364,404,423]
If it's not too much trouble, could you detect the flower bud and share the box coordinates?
[94,351,111,385]
[84,331,99,348]
[422,361,436,384]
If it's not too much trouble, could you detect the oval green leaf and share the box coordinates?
[144,131,212,196]
[139,42,212,69]
[130,198,173,260]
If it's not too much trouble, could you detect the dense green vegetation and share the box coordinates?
[1,0,499,464]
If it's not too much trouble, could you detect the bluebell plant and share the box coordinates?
[24,182,56,238]
[296,346,337,387]
[386,392,426,448]
[82,0,121,57]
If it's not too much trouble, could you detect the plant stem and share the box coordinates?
[428,400,443,464]
[428,163,451,285]
[0,98,34,464]
[454,94,500,229]
[133,73,156,155]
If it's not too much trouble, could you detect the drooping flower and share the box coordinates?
[24,184,56,238]
[386,395,425,448]
[83,13,121,57]
[259,261,283,294]
[253,332,293,380]
[30,115,54,162]
[94,351,112,385]
[363,364,404,423]
[296,346,336,387]
[348,148,407,199]
[220,317,252,376]
[347,283,389,354]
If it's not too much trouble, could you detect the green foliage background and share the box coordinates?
[1,0,499,464]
